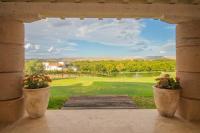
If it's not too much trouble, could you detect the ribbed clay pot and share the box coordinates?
[23,87,49,118]
[153,86,180,117]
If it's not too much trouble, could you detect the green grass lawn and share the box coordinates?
[48,76,157,109]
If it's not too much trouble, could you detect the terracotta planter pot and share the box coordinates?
[23,87,49,118]
[153,86,180,117]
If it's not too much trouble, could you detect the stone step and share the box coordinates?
[62,95,137,109]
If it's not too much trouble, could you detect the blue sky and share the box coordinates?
[25,18,176,59]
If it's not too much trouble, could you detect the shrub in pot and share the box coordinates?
[153,74,181,118]
[23,74,51,118]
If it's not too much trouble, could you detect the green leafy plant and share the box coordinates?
[155,74,181,89]
[25,60,45,75]
[23,74,52,89]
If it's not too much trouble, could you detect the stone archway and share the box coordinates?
[0,0,200,122]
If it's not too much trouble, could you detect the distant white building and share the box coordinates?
[43,62,65,71]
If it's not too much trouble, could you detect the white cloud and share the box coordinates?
[62,46,77,51]
[25,18,147,58]
[25,43,31,49]
[76,26,88,37]
[25,42,40,50]
[156,40,176,55]
[25,18,175,58]
[160,51,166,54]
[74,19,145,46]
[159,40,175,54]
[160,41,175,51]
[26,18,145,47]
[48,46,54,52]
[34,45,40,50]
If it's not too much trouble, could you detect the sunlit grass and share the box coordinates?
[48,76,159,109]
[51,76,156,86]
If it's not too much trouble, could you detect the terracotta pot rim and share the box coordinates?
[23,87,49,92]
[153,85,180,92]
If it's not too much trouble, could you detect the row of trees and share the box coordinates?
[73,59,176,75]
[25,59,176,76]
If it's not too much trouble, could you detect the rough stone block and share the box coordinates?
[177,72,200,99]
[0,19,24,44]
[0,44,24,72]
[0,72,23,100]
[0,97,24,123]
[178,97,200,121]
[176,21,200,47]
[176,46,200,72]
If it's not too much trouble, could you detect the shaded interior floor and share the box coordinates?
[62,95,137,109]
[1,109,200,133]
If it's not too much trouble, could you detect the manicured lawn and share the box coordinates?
[48,76,156,109]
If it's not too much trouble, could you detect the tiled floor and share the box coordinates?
[1,109,200,133]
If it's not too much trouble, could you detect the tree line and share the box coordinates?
[25,59,176,76]
[73,59,176,75]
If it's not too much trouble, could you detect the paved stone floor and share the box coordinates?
[1,109,200,133]
[62,95,137,109]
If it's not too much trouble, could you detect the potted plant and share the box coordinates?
[23,74,51,118]
[153,74,181,117]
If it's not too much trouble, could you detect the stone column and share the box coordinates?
[176,20,200,121]
[0,18,24,123]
